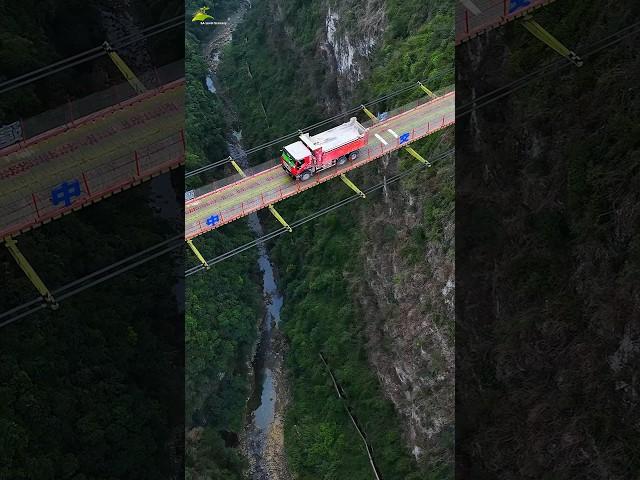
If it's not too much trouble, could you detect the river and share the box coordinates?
[202,3,291,478]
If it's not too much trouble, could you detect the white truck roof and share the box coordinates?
[299,117,366,152]
[284,141,311,160]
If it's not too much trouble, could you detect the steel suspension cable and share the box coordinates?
[0,14,185,94]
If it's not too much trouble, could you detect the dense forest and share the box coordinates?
[0,1,184,478]
[184,1,263,479]
[457,1,640,478]
[216,0,454,478]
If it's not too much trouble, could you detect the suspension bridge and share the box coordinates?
[185,88,454,241]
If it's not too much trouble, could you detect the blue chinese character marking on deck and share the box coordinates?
[399,132,411,144]
[206,215,220,226]
[51,180,81,207]
[509,0,531,14]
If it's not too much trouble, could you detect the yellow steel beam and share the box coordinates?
[186,239,209,269]
[268,205,292,232]
[230,159,246,177]
[5,237,58,309]
[361,105,378,122]
[522,17,583,67]
[340,174,366,198]
[102,41,147,94]
[404,146,431,166]
[418,81,436,98]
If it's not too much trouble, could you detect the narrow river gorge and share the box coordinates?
[202,3,291,478]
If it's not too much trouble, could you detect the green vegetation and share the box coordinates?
[218,0,454,478]
[185,224,262,480]
[184,2,263,478]
[0,186,183,480]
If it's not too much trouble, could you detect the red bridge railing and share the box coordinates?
[456,0,558,44]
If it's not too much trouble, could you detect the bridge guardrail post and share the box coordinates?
[31,193,40,220]
[82,172,91,196]
[134,150,141,177]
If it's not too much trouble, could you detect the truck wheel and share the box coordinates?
[300,171,312,181]
[349,151,358,161]
[337,155,347,165]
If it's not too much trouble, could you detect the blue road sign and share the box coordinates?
[206,215,220,226]
[509,0,531,14]
[399,132,411,144]
[51,180,81,207]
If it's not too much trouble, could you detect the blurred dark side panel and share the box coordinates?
[0,1,185,478]
[456,1,640,478]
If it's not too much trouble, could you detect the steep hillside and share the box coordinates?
[457,1,640,477]
[218,0,454,477]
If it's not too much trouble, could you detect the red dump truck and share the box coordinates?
[280,117,369,181]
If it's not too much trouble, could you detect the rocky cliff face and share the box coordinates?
[352,154,455,466]
[265,0,386,110]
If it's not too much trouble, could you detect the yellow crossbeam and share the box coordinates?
[340,174,366,198]
[418,81,436,98]
[230,159,246,177]
[361,105,378,122]
[522,17,583,67]
[404,146,431,166]
[187,239,209,269]
[268,205,292,232]
[103,41,147,94]
[5,237,58,309]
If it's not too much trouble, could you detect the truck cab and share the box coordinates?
[281,141,313,180]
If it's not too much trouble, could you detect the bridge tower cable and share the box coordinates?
[340,174,366,199]
[102,41,148,93]
[4,238,58,309]
[521,15,583,67]
[418,81,436,98]
[186,239,210,269]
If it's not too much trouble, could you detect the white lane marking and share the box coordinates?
[460,0,481,15]
[374,133,388,145]
[387,129,399,139]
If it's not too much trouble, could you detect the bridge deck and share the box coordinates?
[456,0,557,44]
[0,79,185,240]
[185,91,454,240]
